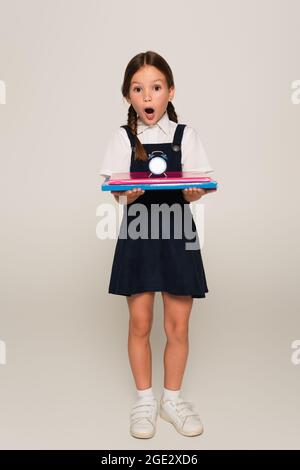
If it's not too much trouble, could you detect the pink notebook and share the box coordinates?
[107,171,211,185]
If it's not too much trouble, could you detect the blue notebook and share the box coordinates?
[101,171,218,191]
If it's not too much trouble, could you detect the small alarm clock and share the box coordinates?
[148,150,168,176]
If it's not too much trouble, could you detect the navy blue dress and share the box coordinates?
[108,123,209,298]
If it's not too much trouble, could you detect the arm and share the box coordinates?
[99,127,132,191]
[180,126,216,202]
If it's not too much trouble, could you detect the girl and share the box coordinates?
[100,51,216,439]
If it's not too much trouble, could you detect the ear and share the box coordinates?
[169,86,175,101]
[125,96,131,105]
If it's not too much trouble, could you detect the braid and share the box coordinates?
[167,101,178,123]
[127,105,148,161]
[127,104,137,135]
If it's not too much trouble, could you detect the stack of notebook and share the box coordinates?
[101,171,218,191]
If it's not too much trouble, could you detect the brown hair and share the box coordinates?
[121,51,178,161]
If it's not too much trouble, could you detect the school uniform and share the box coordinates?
[100,110,214,298]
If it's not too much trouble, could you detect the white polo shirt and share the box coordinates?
[99,110,214,178]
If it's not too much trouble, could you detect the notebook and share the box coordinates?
[101,171,218,191]
[107,171,211,185]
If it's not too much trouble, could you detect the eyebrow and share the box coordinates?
[131,79,163,85]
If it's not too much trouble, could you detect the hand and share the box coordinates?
[182,187,217,202]
[111,188,145,205]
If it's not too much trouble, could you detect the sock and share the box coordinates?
[136,386,154,400]
[163,387,181,401]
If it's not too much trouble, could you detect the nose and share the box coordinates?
[143,90,152,101]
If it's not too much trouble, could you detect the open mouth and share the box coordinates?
[144,107,155,119]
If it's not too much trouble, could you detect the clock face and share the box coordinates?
[148,156,167,175]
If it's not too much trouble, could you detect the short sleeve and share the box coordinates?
[99,128,131,178]
[181,126,214,173]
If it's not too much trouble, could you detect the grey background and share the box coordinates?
[0,0,299,449]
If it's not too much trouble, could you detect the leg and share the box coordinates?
[161,292,193,390]
[126,292,155,390]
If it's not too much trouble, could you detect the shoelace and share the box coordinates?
[172,398,200,420]
[130,400,156,424]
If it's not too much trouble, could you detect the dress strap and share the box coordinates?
[120,125,136,150]
[121,123,186,151]
[172,124,186,151]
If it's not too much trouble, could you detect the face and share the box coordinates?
[126,65,175,126]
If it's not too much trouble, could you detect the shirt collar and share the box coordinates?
[137,110,170,136]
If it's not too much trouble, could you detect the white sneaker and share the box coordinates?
[160,396,204,437]
[130,397,158,439]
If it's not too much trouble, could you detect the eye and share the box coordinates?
[132,85,161,92]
